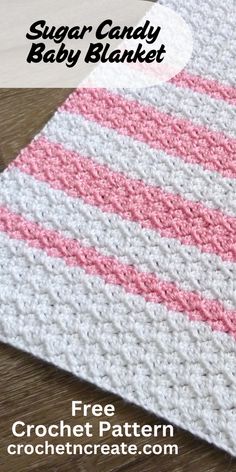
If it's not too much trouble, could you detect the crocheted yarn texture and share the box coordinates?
[0,0,236,455]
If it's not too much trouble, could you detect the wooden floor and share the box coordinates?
[0,89,235,472]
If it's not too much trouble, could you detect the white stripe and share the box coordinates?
[160,0,236,85]
[0,232,235,455]
[119,83,236,138]
[1,168,236,310]
[42,111,236,217]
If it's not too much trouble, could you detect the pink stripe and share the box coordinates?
[61,88,236,178]
[13,137,236,262]
[0,205,235,338]
[171,71,236,106]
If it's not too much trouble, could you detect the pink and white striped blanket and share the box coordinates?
[0,0,235,455]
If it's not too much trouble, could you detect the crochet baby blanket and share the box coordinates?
[0,0,235,455]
